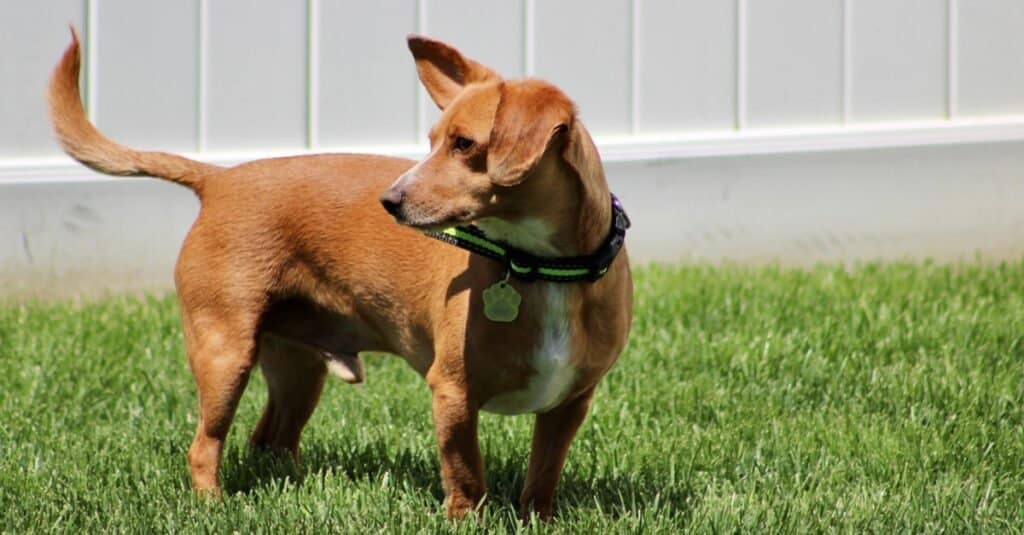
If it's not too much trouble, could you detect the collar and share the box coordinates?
[425,194,630,283]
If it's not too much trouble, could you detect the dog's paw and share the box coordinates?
[444,491,487,520]
[519,495,555,523]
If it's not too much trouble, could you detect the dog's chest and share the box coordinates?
[481,286,576,415]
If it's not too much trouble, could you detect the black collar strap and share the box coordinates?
[425,194,630,283]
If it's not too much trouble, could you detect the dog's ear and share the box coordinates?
[407,35,500,110]
[487,81,576,187]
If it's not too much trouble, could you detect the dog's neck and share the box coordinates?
[474,216,563,257]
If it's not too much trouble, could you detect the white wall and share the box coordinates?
[3,1,1024,297]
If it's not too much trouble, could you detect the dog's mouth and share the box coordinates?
[411,221,459,233]
[393,209,476,232]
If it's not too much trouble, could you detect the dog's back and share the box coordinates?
[48,30,452,333]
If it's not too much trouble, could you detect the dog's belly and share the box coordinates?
[481,286,577,415]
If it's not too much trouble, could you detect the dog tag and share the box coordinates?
[482,281,521,322]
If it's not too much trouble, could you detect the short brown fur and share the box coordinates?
[48,30,632,521]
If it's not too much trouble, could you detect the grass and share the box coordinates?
[1,262,1023,533]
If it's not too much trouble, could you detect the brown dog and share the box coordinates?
[48,29,632,520]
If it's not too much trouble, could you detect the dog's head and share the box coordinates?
[381,36,606,256]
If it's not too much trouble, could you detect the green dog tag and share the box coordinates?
[482,281,521,322]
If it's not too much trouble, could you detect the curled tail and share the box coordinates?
[48,28,220,192]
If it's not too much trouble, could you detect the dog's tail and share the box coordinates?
[48,28,220,192]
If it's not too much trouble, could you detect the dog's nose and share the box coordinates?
[380,188,404,217]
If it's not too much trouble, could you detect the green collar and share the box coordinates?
[425,194,630,283]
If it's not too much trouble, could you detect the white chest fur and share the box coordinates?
[481,285,577,415]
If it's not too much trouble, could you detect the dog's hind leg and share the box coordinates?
[249,334,328,462]
[181,306,262,494]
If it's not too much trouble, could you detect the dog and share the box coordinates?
[48,29,632,520]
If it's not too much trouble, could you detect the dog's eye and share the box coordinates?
[452,136,475,153]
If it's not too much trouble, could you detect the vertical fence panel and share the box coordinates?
[0,1,85,158]
[95,0,199,150]
[318,1,418,146]
[957,0,1024,117]
[421,0,525,130]
[745,0,842,127]
[848,0,947,122]
[205,0,307,151]
[424,0,524,77]
[534,0,632,135]
[637,0,736,133]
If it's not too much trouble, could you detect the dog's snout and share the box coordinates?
[380,188,405,217]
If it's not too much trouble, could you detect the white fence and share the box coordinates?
[3,1,1024,297]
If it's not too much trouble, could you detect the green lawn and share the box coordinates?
[1,263,1022,533]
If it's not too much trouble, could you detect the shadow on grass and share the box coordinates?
[219,440,698,520]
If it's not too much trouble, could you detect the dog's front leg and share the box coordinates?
[430,383,486,518]
[519,386,596,521]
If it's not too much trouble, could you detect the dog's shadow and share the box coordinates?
[220,441,697,519]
